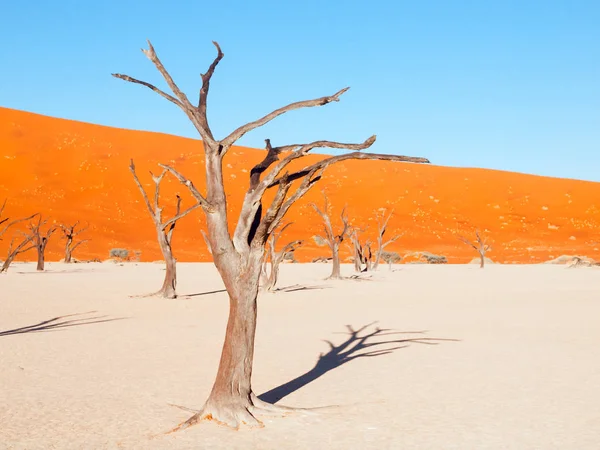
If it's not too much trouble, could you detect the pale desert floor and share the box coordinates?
[1,262,599,449]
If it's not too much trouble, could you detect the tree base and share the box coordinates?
[170,393,315,432]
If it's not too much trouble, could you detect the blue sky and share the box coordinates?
[1,1,599,181]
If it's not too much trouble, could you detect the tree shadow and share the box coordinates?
[258,322,459,404]
[0,311,127,337]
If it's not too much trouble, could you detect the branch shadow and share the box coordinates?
[179,289,227,298]
[272,284,331,293]
[0,311,127,337]
[258,322,459,404]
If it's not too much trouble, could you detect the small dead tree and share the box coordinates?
[310,195,350,280]
[59,221,89,263]
[349,227,373,273]
[261,222,302,292]
[129,159,200,299]
[28,216,57,271]
[373,209,402,271]
[458,230,491,268]
[1,233,37,273]
[113,40,429,429]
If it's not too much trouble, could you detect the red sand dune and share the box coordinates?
[1,107,599,264]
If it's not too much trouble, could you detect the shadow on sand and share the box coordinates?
[0,311,126,337]
[259,322,459,404]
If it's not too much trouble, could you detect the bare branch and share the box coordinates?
[70,239,90,252]
[158,164,212,211]
[129,159,155,216]
[162,202,201,230]
[198,41,224,139]
[272,151,430,187]
[222,87,350,149]
[249,139,283,191]
[257,135,377,194]
[0,210,40,240]
[111,73,183,108]
[141,40,193,108]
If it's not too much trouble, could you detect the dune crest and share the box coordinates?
[1,107,599,263]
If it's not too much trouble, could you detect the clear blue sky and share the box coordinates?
[1,1,599,181]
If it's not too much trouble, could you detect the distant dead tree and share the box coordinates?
[129,159,200,299]
[59,221,89,263]
[261,222,302,292]
[311,195,350,280]
[0,200,38,241]
[29,216,57,271]
[113,40,429,429]
[458,230,491,268]
[380,251,402,269]
[349,227,373,272]
[373,208,402,271]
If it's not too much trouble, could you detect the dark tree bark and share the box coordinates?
[261,222,302,292]
[129,159,200,299]
[28,216,57,271]
[59,221,89,263]
[458,230,491,268]
[373,208,402,271]
[113,40,429,429]
[310,195,350,280]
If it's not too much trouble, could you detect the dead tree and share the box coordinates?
[129,159,200,299]
[349,227,373,273]
[113,40,429,429]
[373,209,402,271]
[0,233,37,273]
[310,195,350,280]
[59,221,89,263]
[29,216,57,271]
[458,230,491,268]
[261,222,302,292]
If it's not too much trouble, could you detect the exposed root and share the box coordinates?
[169,400,264,433]
[168,393,332,433]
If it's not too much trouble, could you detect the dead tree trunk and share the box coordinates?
[349,228,365,272]
[129,159,200,299]
[113,40,429,429]
[458,230,491,268]
[28,216,57,271]
[373,208,402,271]
[262,222,302,292]
[310,195,349,280]
[60,221,89,263]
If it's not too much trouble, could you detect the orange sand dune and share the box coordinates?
[1,107,599,264]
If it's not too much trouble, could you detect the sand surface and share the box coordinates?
[2,106,600,264]
[1,262,599,449]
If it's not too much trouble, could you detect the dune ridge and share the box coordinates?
[1,106,599,264]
